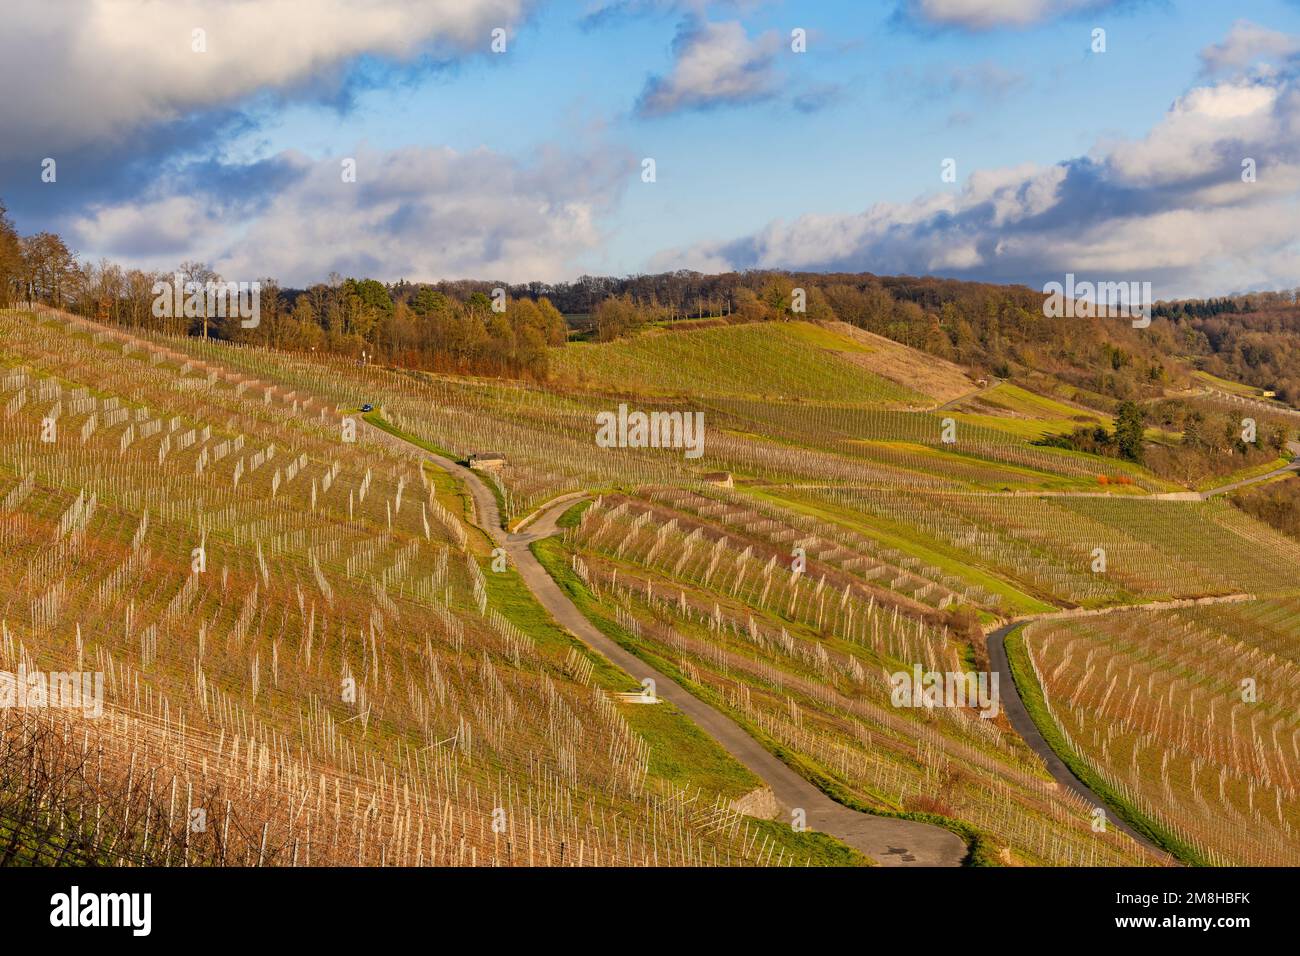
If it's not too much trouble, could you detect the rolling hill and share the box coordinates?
[1,300,1295,870]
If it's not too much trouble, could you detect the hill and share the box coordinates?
[552,320,934,406]
[1,297,1294,870]
[0,306,849,867]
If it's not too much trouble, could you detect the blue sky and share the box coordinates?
[2,0,1300,296]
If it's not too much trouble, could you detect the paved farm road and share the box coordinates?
[987,622,1162,853]
[365,420,969,867]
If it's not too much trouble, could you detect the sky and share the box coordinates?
[2,0,1300,298]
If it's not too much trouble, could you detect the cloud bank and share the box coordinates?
[0,0,532,158]
[650,28,1300,299]
[67,143,631,286]
[898,0,1137,31]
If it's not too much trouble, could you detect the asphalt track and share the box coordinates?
[986,621,1162,852]
[365,420,969,866]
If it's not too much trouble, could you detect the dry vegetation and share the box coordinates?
[550,491,1160,865]
[3,300,1293,870]
[0,308,826,867]
[1023,599,1300,866]
[826,321,976,405]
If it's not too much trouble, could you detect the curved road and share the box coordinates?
[49,311,1257,867]
[1200,458,1300,498]
[364,421,968,867]
[987,622,1162,853]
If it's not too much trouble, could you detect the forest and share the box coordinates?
[2,196,1298,403]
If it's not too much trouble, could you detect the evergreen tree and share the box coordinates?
[1114,401,1146,462]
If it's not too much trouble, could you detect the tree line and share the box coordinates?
[4,195,1300,405]
[0,201,566,378]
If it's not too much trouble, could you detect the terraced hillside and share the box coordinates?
[778,487,1300,607]
[547,491,1159,865]
[8,306,1294,869]
[154,320,1192,521]
[0,308,854,867]
[1017,599,1300,865]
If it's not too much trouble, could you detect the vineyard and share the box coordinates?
[137,320,1184,527]
[1020,599,1300,865]
[778,486,1300,607]
[552,321,930,405]
[548,491,1161,865]
[3,303,1294,870]
[0,308,844,867]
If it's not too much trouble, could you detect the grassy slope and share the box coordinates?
[1194,455,1290,492]
[848,439,1144,492]
[972,382,1109,423]
[1192,369,1264,398]
[553,321,925,404]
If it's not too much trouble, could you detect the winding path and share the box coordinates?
[364,420,968,867]
[1199,456,1300,498]
[39,308,1264,868]
[985,594,1255,858]
[986,622,1159,851]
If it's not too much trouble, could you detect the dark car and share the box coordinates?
[360,403,374,412]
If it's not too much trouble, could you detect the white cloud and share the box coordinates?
[0,0,531,158]
[73,196,214,258]
[901,0,1120,30]
[1102,81,1280,185]
[649,30,1300,299]
[1200,20,1300,76]
[636,19,782,117]
[68,143,632,285]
